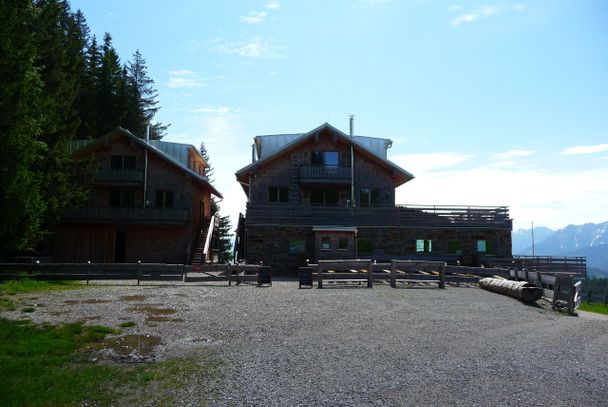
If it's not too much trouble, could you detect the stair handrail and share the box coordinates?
[202,213,220,262]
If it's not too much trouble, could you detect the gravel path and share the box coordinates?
[3,280,608,406]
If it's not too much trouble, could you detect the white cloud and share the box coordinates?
[209,37,285,59]
[240,11,268,24]
[191,106,233,115]
[492,149,534,160]
[452,6,499,27]
[448,5,462,11]
[561,143,608,155]
[392,152,474,173]
[265,2,280,9]
[167,70,204,88]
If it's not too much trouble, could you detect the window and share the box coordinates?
[448,240,462,255]
[289,239,305,254]
[155,190,174,208]
[312,151,339,167]
[416,239,432,253]
[109,190,135,208]
[477,240,487,253]
[338,237,348,250]
[269,187,289,203]
[360,188,380,207]
[357,238,372,254]
[321,237,331,250]
[110,155,136,169]
[311,188,338,206]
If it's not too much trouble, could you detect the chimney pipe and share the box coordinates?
[349,115,354,137]
[251,144,256,163]
[145,124,150,141]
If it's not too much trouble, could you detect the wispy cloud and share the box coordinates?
[450,4,526,27]
[265,2,280,9]
[191,105,241,115]
[492,149,534,160]
[240,11,267,24]
[167,70,204,88]
[561,143,608,155]
[209,37,285,59]
[392,152,474,173]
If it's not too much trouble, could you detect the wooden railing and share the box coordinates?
[62,207,189,224]
[245,204,511,228]
[488,256,587,278]
[94,168,144,184]
[300,165,351,182]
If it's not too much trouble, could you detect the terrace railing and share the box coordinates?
[94,168,144,184]
[245,204,511,228]
[300,165,351,183]
[63,207,189,224]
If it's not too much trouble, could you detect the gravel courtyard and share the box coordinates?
[3,280,608,406]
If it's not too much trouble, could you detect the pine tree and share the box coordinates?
[97,32,123,135]
[0,0,46,256]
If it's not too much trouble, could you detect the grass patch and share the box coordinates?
[0,278,82,295]
[0,297,16,311]
[579,302,608,315]
[0,318,223,406]
[118,321,137,328]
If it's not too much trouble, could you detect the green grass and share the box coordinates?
[0,318,223,406]
[0,278,82,295]
[118,321,137,328]
[578,302,608,315]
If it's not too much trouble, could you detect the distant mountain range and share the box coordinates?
[512,221,608,278]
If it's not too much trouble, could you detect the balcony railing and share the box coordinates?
[63,207,189,224]
[300,165,351,183]
[245,204,511,228]
[94,169,144,184]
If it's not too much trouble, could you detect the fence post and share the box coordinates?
[551,276,560,311]
[182,264,187,283]
[456,260,461,287]
[439,262,446,289]
[87,260,90,285]
[390,261,396,288]
[367,260,373,288]
[317,263,323,289]
[137,260,141,286]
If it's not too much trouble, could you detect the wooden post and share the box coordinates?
[182,264,187,283]
[317,263,323,289]
[137,261,141,286]
[439,262,446,289]
[86,260,90,285]
[390,261,396,288]
[367,260,373,288]
[551,275,560,311]
[228,265,232,286]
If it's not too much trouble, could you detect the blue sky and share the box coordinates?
[72,0,608,231]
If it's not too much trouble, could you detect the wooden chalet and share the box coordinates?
[53,128,222,264]
[234,121,513,273]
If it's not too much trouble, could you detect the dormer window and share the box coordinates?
[312,151,339,167]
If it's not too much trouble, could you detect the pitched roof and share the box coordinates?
[236,122,414,187]
[71,128,222,198]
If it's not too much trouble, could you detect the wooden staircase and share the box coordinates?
[191,214,220,267]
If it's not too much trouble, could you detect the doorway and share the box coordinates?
[114,230,126,262]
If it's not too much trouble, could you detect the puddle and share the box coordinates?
[64,299,111,305]
[120,295,146,302]
[128,304,176,316]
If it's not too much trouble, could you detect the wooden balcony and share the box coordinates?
[300,165,351,184]
[63,207,189,224]
[245,204,512,228]
[94,169,144,184]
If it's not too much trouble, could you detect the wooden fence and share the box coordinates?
[488,256,587,278]
[0,263,271,287]
[509,269,581,315]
